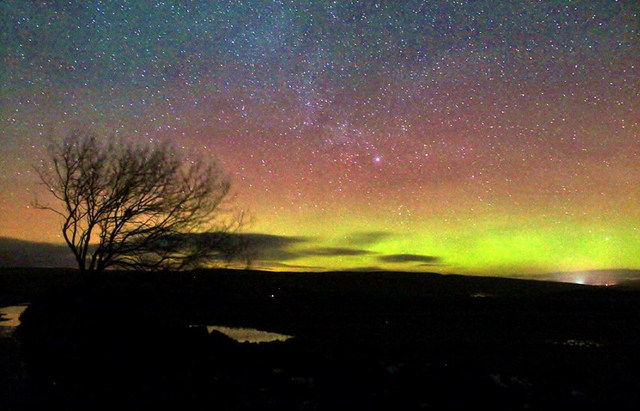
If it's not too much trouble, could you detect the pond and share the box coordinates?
[204,325,294,343]
[0,305,29,327]
[0,305,293,343]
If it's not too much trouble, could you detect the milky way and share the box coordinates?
[1,1,639,275]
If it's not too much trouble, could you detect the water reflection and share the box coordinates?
[205,325,293,343]
[0,305,293,344]
[554,339,603,348]
[0,305,28,327]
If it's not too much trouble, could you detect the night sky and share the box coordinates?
[1,1,638,276]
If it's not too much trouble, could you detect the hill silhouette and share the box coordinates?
[2,267,640,410]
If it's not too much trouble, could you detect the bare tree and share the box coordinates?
[35,130,242,276]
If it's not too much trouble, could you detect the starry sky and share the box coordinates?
[1,0,639,276]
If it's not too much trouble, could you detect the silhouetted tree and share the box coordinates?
[35,130,242,276]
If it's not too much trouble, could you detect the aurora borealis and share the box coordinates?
[1,1,638,276]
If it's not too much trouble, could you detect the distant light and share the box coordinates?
[374,156,381,163]
[567,272,618,286]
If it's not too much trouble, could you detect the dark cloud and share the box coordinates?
[258,262,326,271]
[304,247,375,257]
[0,233,377,270]
[342,266,387,272]
[0,237,75,268]
[220,234,375,261]
[177,232,308,250]
[249,248,302,262]
[172,232,309,262]
[0,233,313,268]
[232,233,310,261]
[339,231,393,247]
[233,233,309,249]
[378,254,441,264]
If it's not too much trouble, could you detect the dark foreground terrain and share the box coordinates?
[2,268,640,410]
